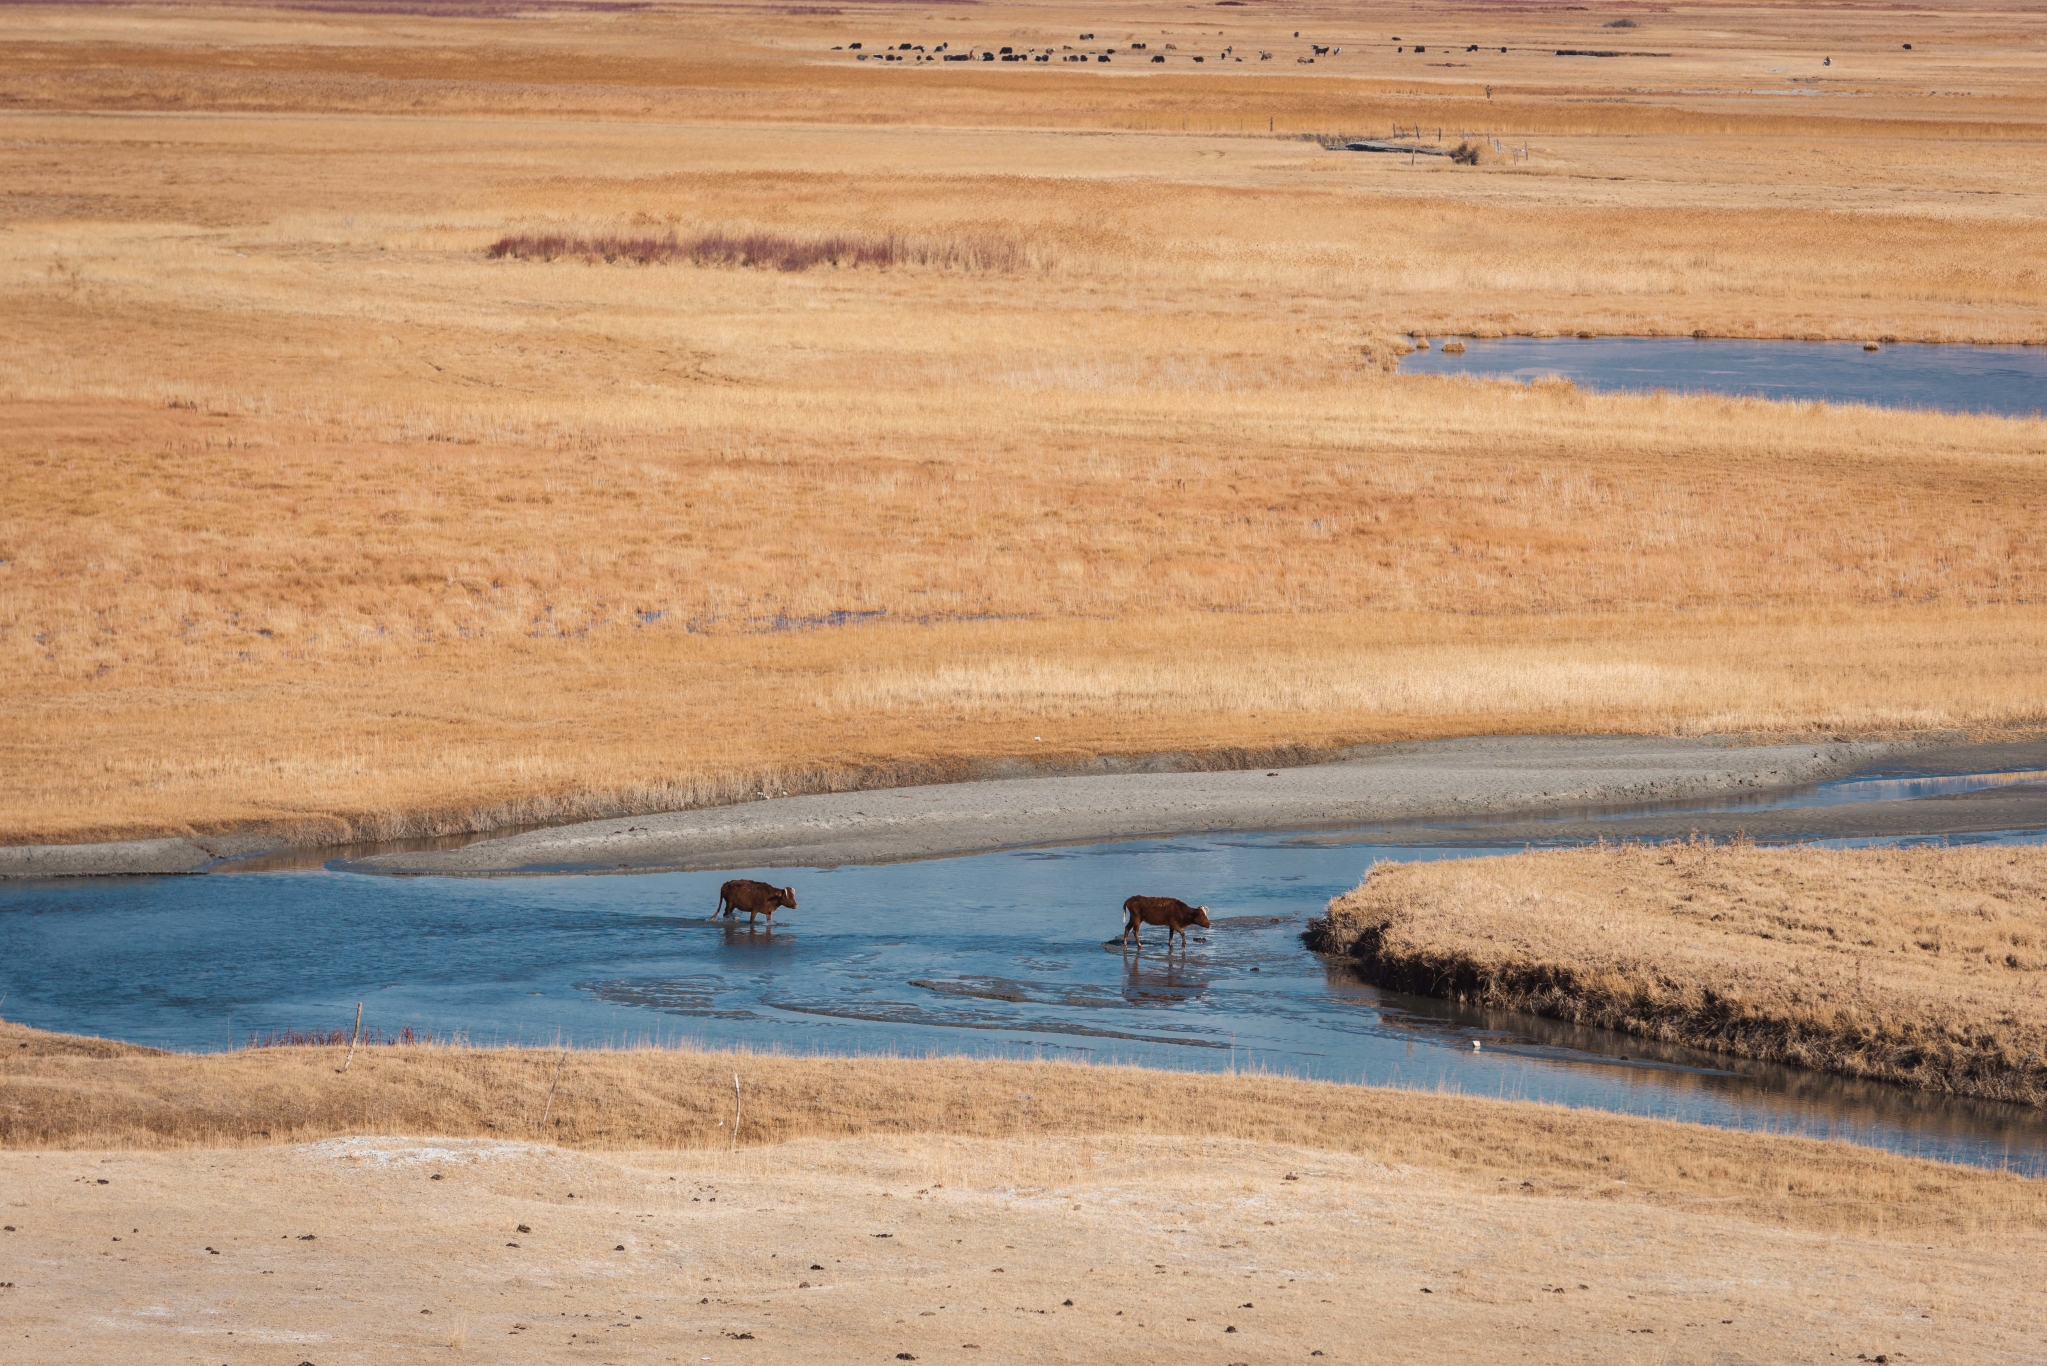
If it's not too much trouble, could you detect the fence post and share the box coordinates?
[338,1002,362,1073]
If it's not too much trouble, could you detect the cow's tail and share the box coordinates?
[711,892,727,920]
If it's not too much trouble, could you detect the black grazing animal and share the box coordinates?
[1121,895,1212,948]
[715,879,797,926]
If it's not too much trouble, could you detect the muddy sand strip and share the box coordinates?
[341,735,1906,878]
[13,736,2045,881]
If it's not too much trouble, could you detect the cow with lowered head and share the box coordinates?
[714,878,797,927]
[1120,894,1211,949]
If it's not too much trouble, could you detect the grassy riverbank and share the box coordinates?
[4,1020,2040,1234]
[5,1020,2045,1362]
[1310,843,2047,1105]
[5,0,2047,844]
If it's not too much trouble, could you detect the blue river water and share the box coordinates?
[4,826,2044,1175]
[1398,336,2047,417]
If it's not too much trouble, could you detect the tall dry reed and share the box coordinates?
[486,227,1035,272]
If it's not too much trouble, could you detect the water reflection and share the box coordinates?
[1325,961,2047,1165]
[1574,768,2047,823]
[1399,336,2047,418]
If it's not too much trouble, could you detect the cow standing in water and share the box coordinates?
[1120,895,1211,949]
[714,879,797,927]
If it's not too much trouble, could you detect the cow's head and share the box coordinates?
[1193,905,1212,928]
[779,886,798,908]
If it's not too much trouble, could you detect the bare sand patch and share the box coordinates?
[342,735,1892,877]
[6,1132,2042,1364]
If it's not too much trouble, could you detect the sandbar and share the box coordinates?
[15,735,2047,881]
[347,734,1901,877]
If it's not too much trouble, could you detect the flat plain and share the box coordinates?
[4,0,2047,846]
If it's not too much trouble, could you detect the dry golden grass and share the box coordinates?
[1313,843,2047,1105]
[7,609,2047,844]
[4,0,2047,843]
[6,1019,2042,1238]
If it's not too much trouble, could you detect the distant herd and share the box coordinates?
[833,31,1536,67]
[713,878,1211,948]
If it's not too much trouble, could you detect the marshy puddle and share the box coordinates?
[1399,336,2047,417]
[5,827,2044,1175]
[1404,766,2047,833]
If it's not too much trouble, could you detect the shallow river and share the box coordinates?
[5,818,2045,1175]
[1398,337,2047,417]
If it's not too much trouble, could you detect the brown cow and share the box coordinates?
[714,879,797,927]
[1120,895,1211,949]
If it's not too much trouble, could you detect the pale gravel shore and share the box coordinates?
[19,734,2046,881]
[344,735,1900,877]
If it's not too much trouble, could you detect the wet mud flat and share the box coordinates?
[336,735,1902,877]
[13,737,2045,881]
[351,735,2047,876]
[1303,776,2047,847]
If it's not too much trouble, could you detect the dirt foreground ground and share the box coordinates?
[8,1132,2044,1366]
[7,1022,2047,1363]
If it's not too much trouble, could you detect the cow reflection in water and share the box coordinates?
[1115,894,1212,1006]
[1119,948,1210,1006]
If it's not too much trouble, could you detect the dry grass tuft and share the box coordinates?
[1312,843,2047,1105]
[484,227,1034,273]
